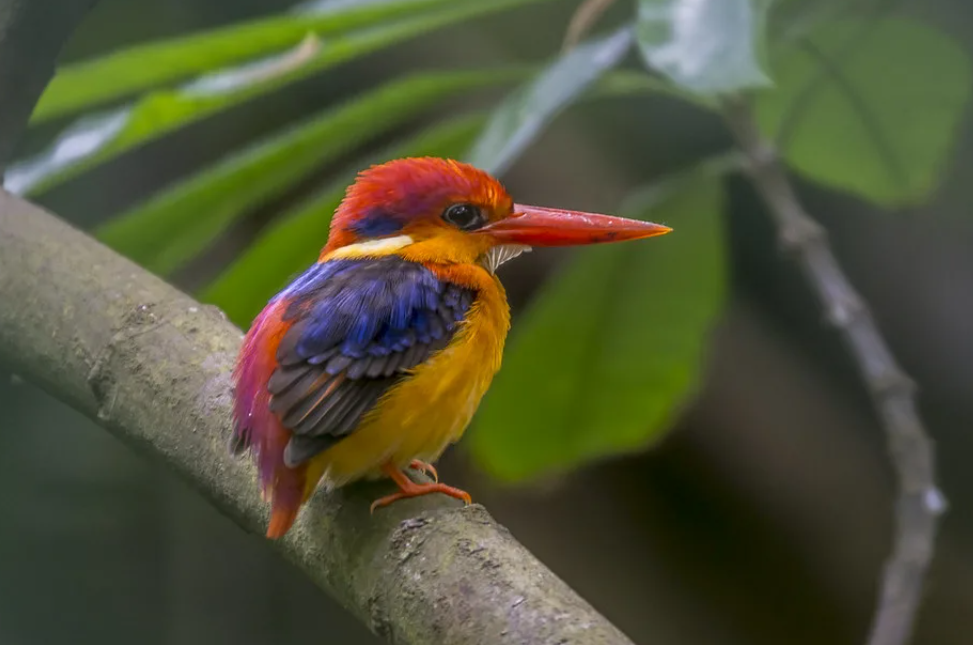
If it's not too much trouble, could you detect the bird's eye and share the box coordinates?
[442,203,485,230]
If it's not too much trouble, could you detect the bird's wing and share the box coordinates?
[268,257,474,467]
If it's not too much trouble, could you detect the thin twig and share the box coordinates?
[562,0,618,52]
[721,98,945,645]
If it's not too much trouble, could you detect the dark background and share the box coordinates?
[2,1,972,644]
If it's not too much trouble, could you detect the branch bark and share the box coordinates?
[0,0,97,170]
[722,98,945,645]
[0,190,636,645]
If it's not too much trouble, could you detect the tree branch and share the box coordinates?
[722,98,946,645]
[0,190,637,645]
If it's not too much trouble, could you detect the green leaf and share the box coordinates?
[95,68,523,276]
[769,0,850,45]
[754,18,972,207]
[34,0,506,123]
[469,171,726,482]
[465,64,707,178]
[468,27,633,175]
[635,0,773,95]
[4,0,549,196]
[202,114,485,327]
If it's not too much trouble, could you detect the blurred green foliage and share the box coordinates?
[31,0,477,122]
[97,68,526,275]
[471,172,725,480]
[755,17,972,206]
[636,0,773,94]
[9,0,970,482]
[469,27,634,175]
[8,0,547,195]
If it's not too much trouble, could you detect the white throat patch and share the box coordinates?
[480,244,531,274]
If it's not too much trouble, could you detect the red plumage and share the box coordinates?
[323,157,512,254]
[232,299,305,537]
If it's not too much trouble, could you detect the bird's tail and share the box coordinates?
[234,300,306,539]
[267,505,300,539]
[266,468,305,539]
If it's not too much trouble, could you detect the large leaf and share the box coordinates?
[635,0,773,95]
[469,171,725,482]
[33,0,518,123]
[202,114,485,327]
[3,0,548,196]
[468,27,633,175]
[754,18,972,207]
[95,68,523,276]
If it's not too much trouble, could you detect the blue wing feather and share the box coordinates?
[267,257,474,466]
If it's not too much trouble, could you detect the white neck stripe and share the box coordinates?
[329,235,414,259]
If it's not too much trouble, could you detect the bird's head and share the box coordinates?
[322,157,671,271]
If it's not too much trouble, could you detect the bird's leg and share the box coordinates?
[408,459,438,482]
[370,462,471,513]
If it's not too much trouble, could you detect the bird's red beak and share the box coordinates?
[479,204,671,247]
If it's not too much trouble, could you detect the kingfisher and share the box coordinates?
[231,157,670,538]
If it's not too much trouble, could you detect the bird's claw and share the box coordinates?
[370,461,470,514]
[370,481,471,514]
[408,459,439,483]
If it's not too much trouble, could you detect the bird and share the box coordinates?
[231,157,671,538]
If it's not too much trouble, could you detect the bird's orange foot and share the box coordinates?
[370,462,471,514]
[408,459,439,482]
